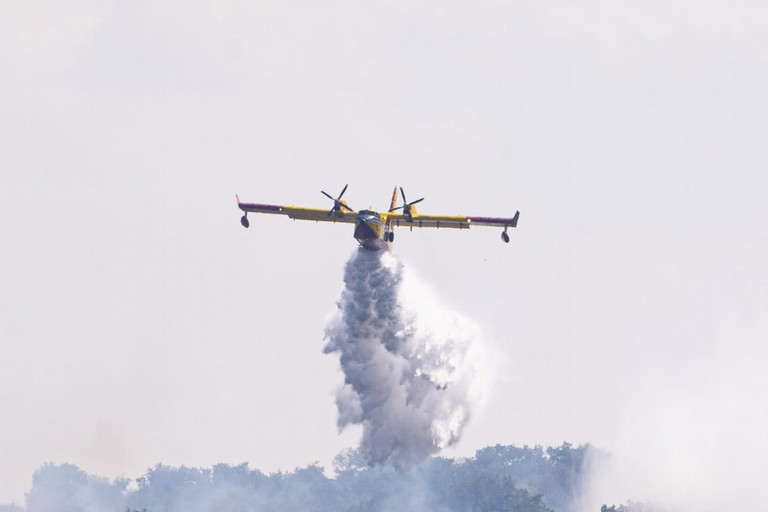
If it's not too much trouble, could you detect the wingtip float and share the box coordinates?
[237,185,520,251]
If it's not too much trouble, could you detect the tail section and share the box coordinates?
[389,186,399,213]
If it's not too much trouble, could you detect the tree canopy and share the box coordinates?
[7,443,605,512]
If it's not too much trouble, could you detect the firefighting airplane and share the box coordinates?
[237,185,519,251]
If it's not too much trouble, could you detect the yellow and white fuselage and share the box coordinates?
[353,209,388,250]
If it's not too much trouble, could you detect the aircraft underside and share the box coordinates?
[354,220,389,251]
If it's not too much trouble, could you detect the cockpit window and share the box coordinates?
[357,210,380,219]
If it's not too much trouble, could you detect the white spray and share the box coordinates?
[323,249,486,470]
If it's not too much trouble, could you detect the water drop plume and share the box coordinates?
[323,248,486,470]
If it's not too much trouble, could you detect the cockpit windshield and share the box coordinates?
[357,210,381,220]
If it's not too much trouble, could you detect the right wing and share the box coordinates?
[236,196,358,224]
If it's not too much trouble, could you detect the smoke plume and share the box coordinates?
[323,249,486,469]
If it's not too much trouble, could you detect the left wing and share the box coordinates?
[385,210,520,230]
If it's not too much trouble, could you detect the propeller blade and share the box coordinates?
[390,205,404,212]
[323,186,352,214]
[400,187,407,204]
[409,197,425,206]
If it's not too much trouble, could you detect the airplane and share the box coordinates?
[236,185,519,251]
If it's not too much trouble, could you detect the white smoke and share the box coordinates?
[574,339,768,512]
[323,249,486,470]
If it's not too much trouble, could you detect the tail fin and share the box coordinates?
[389,186,399,212]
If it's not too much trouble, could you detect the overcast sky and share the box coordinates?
[1,1,767,508]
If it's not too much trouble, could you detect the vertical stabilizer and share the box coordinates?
[389,186,399,213]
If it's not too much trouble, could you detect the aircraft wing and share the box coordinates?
[385,211,520,230]
[237,196,358,224]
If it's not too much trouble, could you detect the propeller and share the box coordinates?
[389,187,424,218]
[322,184,354,217]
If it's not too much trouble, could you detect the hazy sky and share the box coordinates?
[2,1,767,508]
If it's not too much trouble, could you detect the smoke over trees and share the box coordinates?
[5,444,602,512]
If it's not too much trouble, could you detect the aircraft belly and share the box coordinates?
[354,220,388,251]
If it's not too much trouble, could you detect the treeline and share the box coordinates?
[2,443,620,512]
